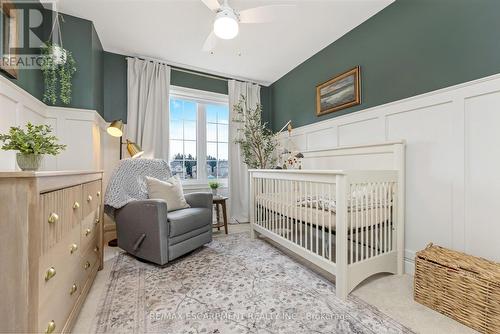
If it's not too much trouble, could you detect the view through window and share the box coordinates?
[169,90,229,182]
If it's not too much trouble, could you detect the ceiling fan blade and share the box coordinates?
[202,32,218,52]
[200,0,221,12]
[239,5,297,23]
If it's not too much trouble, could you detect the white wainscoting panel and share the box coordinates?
[0,76,119,173]
[279,73,500,274]
[464,90,500,261]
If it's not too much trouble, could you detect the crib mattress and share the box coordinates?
[255,193,391,231]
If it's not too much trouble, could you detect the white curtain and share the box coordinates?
[228,80,261,223]
[127,58,170,159]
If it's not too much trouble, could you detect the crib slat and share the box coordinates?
[370,183,374,258]
[329,183,333,262]
[322,183,326,258]
[309,181,313,253]
[375,183,380,256]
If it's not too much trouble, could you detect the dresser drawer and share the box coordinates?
[40,185,83,254]
[38,226,82,308]
[83,180,101,218]
[78,240,100,289]
[38,264,82,334]
[80,212,99,252]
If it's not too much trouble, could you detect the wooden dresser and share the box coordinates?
[0,171,104,334]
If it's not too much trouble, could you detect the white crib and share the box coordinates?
[248,142,405,299]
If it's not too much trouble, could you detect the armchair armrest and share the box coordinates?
[114,199,169,264]
[185,192,213,209]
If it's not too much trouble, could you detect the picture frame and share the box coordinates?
[1,0,18,79]
[316,66,361,116]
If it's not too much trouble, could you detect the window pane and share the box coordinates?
[218,106,229,124]
[217,124,228,142]
[183,100,197,120]
[207,123,217,142]
[170,140,183,160]
[217,160,228,178]
[207,142,217,160]
[183,160,197,179]
[218,143,228,160]
[184,121,196,140]
[170,99,183,120]
[170,120,183,139]
[206,160,217,179]
[206,105,217,123]
[184,140,196,160]
[170,160,184,178]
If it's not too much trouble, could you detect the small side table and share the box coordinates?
[213,196,228,234]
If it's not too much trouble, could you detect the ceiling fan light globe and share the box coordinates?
[214,15,239,39]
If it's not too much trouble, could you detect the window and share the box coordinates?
[206,104,229,179]
[169,87,229,184]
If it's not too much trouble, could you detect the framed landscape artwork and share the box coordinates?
[316,66,361,116]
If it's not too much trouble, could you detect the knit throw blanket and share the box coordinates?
[104,158,171,218]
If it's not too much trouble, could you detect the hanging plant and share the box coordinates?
[59,47,76,104]
[41,13,77,105]
[41,42,76,105]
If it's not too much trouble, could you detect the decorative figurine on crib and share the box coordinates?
[276,120,304,170]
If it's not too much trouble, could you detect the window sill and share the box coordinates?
[181,181,228,190]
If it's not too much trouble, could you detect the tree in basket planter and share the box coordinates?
[0,123,67,171]
[233,96,278,169]
[41,42,77,105]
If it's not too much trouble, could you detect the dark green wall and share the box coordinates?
[0,5,104,116]
[172,69,228,95]
[103,51,272,123]
[52,13,94,111]
[103,51,127,122]
[270,0,500,130]
[91,25,103,114]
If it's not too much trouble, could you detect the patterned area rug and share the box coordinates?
[93,233,414,334]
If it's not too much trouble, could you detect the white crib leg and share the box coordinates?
[250,226,256,240]
[335,175,349,300]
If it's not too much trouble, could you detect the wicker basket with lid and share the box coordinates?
[414,243,500,334]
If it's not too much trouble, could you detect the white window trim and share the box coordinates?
[169,86,229,187]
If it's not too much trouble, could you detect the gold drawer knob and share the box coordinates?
[47,212,59,224]
[85,228,91,237]
[45,320,56,334]
[96,191,101,197]
[84,261,91,270]
[70,243,78,254]
[45,267,56,281]
[73,201,80,209]
[87,195,93,202]
[95,218,100,225]
[70,283,78,295]
[94,246,99,253]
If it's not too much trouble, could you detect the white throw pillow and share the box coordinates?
[145,176,190,212]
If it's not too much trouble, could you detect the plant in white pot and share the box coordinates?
[0,123,67,171]
[208,181,221,196]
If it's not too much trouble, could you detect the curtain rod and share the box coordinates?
[125,56,259,86]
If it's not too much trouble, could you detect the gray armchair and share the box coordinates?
[115,192,213,265]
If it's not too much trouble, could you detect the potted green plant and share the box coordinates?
[208,181,221,196]
[0,123,67,171]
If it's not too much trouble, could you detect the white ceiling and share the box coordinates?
[57,0,393,85]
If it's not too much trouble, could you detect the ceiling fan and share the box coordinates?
[200,0,296,52]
